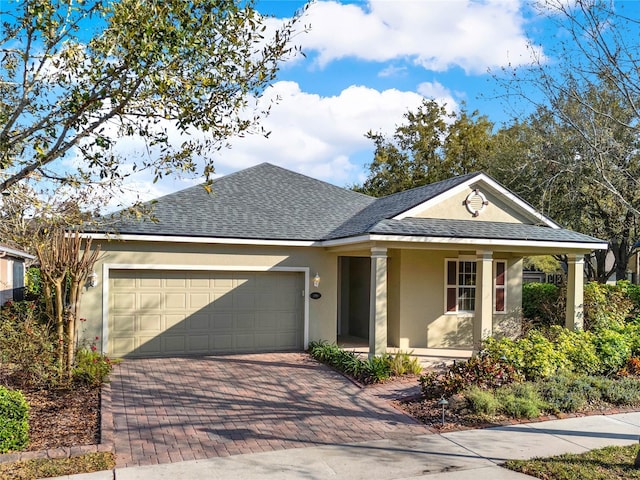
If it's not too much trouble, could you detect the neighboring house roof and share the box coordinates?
[0,244,35,260]
[91,162,605,247]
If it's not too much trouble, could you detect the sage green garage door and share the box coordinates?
[108,270,304,357]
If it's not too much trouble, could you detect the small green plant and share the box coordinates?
[0,386,29,453]
[496,383,545,418]
[463,386,500,416]
[361,355,392,384]
[601,377,640,405]
[307,341,421,384]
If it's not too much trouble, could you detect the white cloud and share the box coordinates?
[209,81,426,184]
[298,0,541,74]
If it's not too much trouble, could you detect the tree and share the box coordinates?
[0,186,102,377]
[0,0,302,195]
[354,100,494,197]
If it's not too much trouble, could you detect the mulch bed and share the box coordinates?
[21,385,100,451]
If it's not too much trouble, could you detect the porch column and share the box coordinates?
[474,250,493,348]
[369,247,388,357]
[566,254,584,330]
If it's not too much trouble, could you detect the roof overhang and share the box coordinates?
[0,245,35,260]
[322,234,609,254]
[83,232,317,247]
[84,232,608,254]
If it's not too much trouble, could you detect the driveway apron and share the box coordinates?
[104,353,430,467]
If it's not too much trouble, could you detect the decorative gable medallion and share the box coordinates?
[464,189,489,217]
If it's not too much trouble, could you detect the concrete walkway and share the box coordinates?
[51,411,640,479]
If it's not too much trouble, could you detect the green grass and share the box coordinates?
[505,444,640,479]
[0,452,115,479]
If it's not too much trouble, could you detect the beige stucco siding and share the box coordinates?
[392,250,523,350]
[409,183,536,224]
[80,240,338,352]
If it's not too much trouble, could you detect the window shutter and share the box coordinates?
[446,261,457,312]
[495,261,506,312]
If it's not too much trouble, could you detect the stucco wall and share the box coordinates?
[80,240,339,350]
[394,250,523,350]
[410,183,534,224]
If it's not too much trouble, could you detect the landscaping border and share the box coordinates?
[0,385,115,464]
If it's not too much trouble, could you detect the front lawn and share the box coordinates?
[505,444,640,479]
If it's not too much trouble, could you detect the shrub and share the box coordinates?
[602,377,640,405]
[592,329,631,375]
[584,281,635,331]
[464,386,500,416]
[0,301,59,387]
[547,326,601,375]
[361,355,392,384]
[496,383,545,418]
[537,375,589,413]
[307,341,421,384]
[419,353,523,398]
[485,330,568,381]
[72,346,116,387]
[618,357,640,377]
[522,282,562,326]
[388,350,422,376]
[0,386,29,453]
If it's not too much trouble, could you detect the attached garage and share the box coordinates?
[108,269,305,357]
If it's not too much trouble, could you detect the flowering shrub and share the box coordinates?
[72,339,116,386]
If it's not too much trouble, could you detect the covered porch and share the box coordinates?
[333,240,596,358]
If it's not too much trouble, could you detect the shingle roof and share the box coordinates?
[95,163,605,246]
[368,218,603,244]
[326,172,479,239]
[98,163,374,241]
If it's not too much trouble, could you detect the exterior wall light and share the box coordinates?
[313,273,320,288]
[88,271,98,288]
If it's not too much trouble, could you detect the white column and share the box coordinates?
[474,250,493,349]
[566,254,584,330]
[369,247,388,357]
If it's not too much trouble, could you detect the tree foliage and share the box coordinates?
[0,0,302,195]
[354,100,494,197]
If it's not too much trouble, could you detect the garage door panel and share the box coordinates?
[137,336,162,355]
[212,313,233,329]
[139,277,162,288]
[140,293,161,309]
[165,293,186,309]
[109,270,304,357]
[139,314,162,332]
[113,293,136,310]
[187,314,209,330]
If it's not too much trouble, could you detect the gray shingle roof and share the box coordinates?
[368,218,604,244]
[98,163,374,241]
[94,163,605,246]
[326,172,479,239]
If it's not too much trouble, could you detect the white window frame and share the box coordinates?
[444,257,477,315]
[494,260,507,314]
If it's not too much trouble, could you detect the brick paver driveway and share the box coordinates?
[103,353,430,467]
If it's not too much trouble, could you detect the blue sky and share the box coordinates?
[122,0,546,204]
[185,0,544,190]
[9,0,638,208]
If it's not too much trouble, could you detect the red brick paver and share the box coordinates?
[105,353,429,467]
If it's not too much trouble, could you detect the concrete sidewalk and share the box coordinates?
[49,411,640,479]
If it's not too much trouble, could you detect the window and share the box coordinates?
[445,259,476,313]
[494,260,506,313]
